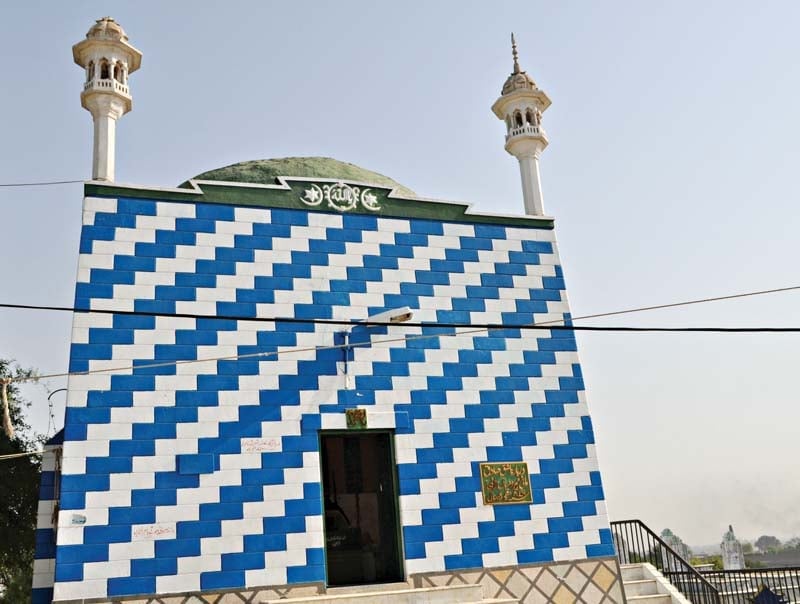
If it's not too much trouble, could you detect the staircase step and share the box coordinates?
[264,584,484,604]
[620,564,647,582]
[623,579,659,597]
[625,594,671,604]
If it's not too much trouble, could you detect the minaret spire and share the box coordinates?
[511,33,520,74]
[72,17,142,182]
[491,34,551,216]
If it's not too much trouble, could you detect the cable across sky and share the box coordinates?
[2,283,800,384]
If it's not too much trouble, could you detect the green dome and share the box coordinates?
[189,156,415,197]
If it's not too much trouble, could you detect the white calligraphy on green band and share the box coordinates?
[301,182,381,212]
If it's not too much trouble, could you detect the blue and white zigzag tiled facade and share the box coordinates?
[34,182,614,602]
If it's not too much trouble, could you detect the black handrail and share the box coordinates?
[697,567,800,604]
[611,519,721,604]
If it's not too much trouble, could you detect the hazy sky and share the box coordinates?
[2,1,799,546]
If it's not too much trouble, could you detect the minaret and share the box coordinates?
[492,34,551,216]
[72,17,142,182]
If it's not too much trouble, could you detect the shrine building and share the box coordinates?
[32,18,624,604]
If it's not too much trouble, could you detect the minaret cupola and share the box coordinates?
[492,34,551,216]
[72,17,142,182]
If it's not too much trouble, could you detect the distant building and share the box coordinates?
[721,525,745,570]
[660,528,691,561]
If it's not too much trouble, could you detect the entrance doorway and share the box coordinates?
[320,431,403,586]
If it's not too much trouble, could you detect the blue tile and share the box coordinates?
[287,564,325,583]
[130,557,178,577]
[196,203,235,221]
[56,543,109,564]
[54,563,84,582]
[540,458,574,474]
[576,485,605,501]
[439,491,476,509]
[108,577,156,597]
[177,520,222,539]
[244,533,286,552]
[86,456,133,474]
[477,521,515,538]
[534,532,569,549]
[60,474,110,493]
[31,588,54,604]
[109,440,155,457]
[109,506,156,525]
[403,524,443,543]
[548,517,583,533]
[554,443,588,459]
[132,489,177,507]
[86,390,133,408]
[178,454,217,475]
[493,504,532,522]
[587,543,616,557]
[156,230,196,245]
[461,537,499,555]
[155,538,200,558]
[517,548,553,563]
[221,551,266,571]
[422,508,460,525]
[444,553,483,570]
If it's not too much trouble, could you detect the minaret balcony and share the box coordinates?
[83,78,130,97]
[506,124,543,141]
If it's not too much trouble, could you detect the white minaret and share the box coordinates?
[72,17,142,182]
[492,34,551,216]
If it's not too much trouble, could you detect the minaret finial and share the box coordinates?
[511,32,520,74]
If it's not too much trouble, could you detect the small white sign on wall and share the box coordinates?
[241,437,282,453]
[132,523,176,541]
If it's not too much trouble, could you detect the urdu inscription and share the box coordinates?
[479,462,533,505]
[300,182,381,213]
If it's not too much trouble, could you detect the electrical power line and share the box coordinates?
[0,179,84,188]
[2,284,800,329]
[0,450,42,460]
[3,284,800,384]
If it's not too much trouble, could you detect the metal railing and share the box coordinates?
[611,519,721,604]
[698,567,800,604]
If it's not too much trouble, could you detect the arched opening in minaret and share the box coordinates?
[100,60,110,80]
[526,109,535,125]
[514,111,523,128]
[114,62,124,83]
[86,61,95,82]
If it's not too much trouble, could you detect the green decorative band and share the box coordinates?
[83,179,555,229]
[345,408,367,430]
[479,462,532,505]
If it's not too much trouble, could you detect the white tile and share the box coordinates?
[108,539,154,561]
[156,572,201,594]
[178,554,220,574]
[53,578,106,600]
[82,559,130,580]
[156,202,196,218]
[200,535,243,555]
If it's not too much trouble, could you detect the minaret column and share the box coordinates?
[517,151,545,216]
[90,96,125,181]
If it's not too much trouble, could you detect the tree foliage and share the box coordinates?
[0,360,40,603]
[755,535,782,552]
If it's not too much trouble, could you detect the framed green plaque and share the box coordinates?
[479,462,532,505]
[345,408,367,430]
